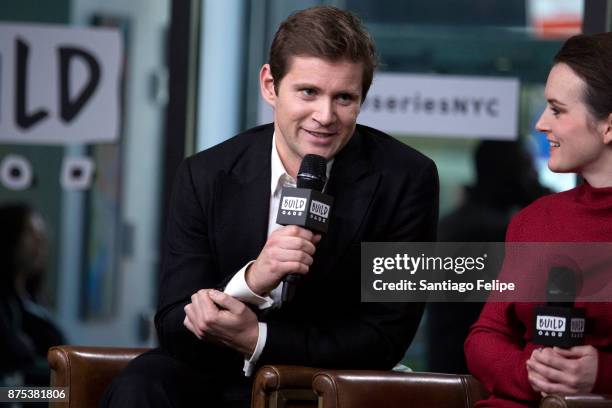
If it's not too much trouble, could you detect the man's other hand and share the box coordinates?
[183,289,259,356]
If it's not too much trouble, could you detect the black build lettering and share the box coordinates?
[59,47,101,122]
[16,38,49,129]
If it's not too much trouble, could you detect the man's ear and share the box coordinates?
[603,112,612,144]
[259,64,276,108]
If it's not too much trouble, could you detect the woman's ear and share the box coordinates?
[603,112,612,144]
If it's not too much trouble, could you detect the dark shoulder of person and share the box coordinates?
[186,123,274,174]
[355,124,436,175]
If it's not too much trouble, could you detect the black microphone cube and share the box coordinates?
[533,306,586,348]
[276,187,333,234]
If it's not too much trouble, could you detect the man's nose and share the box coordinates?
[313,99,336,126]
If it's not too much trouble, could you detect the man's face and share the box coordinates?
[260,55,363,175]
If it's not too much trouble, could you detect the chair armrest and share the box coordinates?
[312,370,488,408]
[48,345,149,408]
[251,365,319,408]
[540,394,612,408]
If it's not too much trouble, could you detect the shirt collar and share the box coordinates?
[270,132,333,196]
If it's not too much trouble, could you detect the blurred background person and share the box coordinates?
[439,140,550,243]
[426,140,550,374]
[465,32,612,407]
[0,203,66,387]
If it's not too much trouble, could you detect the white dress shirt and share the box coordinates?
[223,133,332,376]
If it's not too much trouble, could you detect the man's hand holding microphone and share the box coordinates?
[246,225,321,296]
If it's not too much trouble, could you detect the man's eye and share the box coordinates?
[301,89,315,97]
[338,94,354,104]
[550,106,561,117]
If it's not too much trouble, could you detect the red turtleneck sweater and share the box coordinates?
[465,182,612,407]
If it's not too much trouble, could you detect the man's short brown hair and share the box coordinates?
[268,6,378,101]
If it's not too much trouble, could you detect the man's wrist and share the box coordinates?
[242,320,259,357]
[245,262,267,296]
[225,264,275,309]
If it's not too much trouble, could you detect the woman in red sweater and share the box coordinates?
[464,32,612,407]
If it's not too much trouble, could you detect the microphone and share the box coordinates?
[276,154,334,302]
[533,266,585,348]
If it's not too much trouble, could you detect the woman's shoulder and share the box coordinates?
[519,187,576,215]
[506,187,578,241]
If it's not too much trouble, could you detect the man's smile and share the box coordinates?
[303,129,337,138]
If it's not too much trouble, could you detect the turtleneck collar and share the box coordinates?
[575,181,612,210]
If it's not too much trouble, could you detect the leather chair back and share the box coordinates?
[252,365,319,408]
[48,345,148,408]
[313,371,488,408]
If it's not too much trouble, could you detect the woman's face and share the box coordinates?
[535,63,611,179]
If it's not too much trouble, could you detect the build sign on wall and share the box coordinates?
[258,72,520,140]
[0,23,123,144]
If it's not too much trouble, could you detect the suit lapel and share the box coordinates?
[214,131,272,277]
[313,129,381,276]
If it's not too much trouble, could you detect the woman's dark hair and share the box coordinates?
[0,203,33,294]
[554,32,612,120]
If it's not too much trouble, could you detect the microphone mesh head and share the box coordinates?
[297,154,327,191]
[547,266,576,305]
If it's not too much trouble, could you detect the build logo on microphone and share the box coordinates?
[536,315,566,336]
[536,315,585,339]
[309,200,330,223]
[281,196,306,215]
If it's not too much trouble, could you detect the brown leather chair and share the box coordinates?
[540,395,612,408]
[310,369,612,408]
[48,347,612,408]
[251,365,318,408]
[48,345,150,408]
[47,346,318,408]
[312,370,487,408]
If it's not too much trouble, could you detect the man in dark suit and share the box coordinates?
[102,6,438,407]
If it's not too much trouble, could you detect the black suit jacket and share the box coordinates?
[155,123,438,376]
